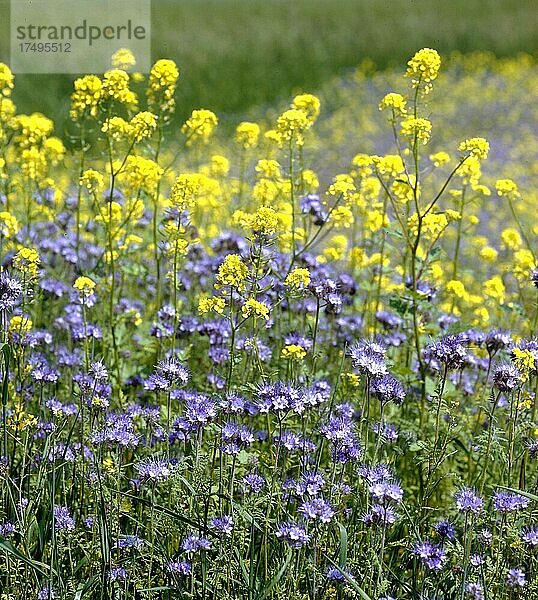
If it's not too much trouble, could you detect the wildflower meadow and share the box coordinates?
[1,46,538,600]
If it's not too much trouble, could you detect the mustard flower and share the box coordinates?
[0,63,14,96]
[129,111,158,142]
[405,48,441,93]
[198,295,226,315]
[80,169,105,194]
[73,276,96,297]
[495,178,520,200]
[13,248,40,280]
[429,151,451,167]
[182,109,218,144]
[285,268,311,289]
[147,59,179,113]
[458,137,489,160]
[111,48,136,70]
[276,108,309,146]
[216,254,249,291]
[281,345,307,360]
[101,69,137,106]
[291,93,321,126]
[0,212,20,239]
[235,121,260,148]
[379,92,407,114]
[400,117,432,144]
[70,74,102,119]
[241,298,270,320]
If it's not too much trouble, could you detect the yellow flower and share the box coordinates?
[129,111,158,142]
[241,298,270,320]
[429,151,450,167]
[400,117,432,144]
[198,295,226,315]
[0,63,14,96]
[13,248,40,280]
[9,315,33,337]
[182,109,218,143]
[0,212,20,238]
[501,228,522,250]
[446,280,468,300]
[458,137,489,160]
[80,169,105,194]
[209,155,230,177]
[495,178,520,200]
[512,348,535,382]
[147,59,179,113]
[119,156,163,194]
[70,74,102,119]
[216,254,249,291]
[73,276,96,297]
[111,48,136,70]
[276,108,309,146]
[235,121,260,148]
[483,276,505,304]
[480,246,498,262]
[281,344,307,360]
[285,268,311,289]
[379,92,407,114]
[255,159,281,179]
[291,93,321,126]
[405,48,441,93]
[371,154,405,176]
[101,69,137,106]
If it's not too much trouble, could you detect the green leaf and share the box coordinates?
[337,523,348,569]
[0,539,51,577]
[253,550,293,600]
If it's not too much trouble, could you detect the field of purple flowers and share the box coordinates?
[1,48,538,599]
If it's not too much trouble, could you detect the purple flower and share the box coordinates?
[435,520,456,540]
[522,526,538,546]
[493,491,529,513]
[370,375,406,405]
[242,473,265,493]
[326,567,353,582]
[413,541,446,570]
[155,357,189,386]
[276,522,309,547]
[37,586,55,600]
[53,505,75,531]
[135,457,172,483]
[455,488,483,514]
[423,333,469,371]
[348,339,388,378]
[0,521,16,537]
[0,273,22,312]
[116,535,145,550]
[368,481,403,505]
[108,567,127,581]
[493,363,521,392]
[167,560,191,575]
[210,515,234,536]
[506,568,526,588]
[181,534,211,554]
[485,330,512,355]
[299,497,334,523]
[465,582,484,600]
[362,504,398,527]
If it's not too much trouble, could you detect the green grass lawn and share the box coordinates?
[0,0,536,129]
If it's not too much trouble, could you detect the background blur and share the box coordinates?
[1,0,537,129]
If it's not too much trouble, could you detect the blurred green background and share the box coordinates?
[0,0,537,130]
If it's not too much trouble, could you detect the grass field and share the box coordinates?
[0,0,537,129]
